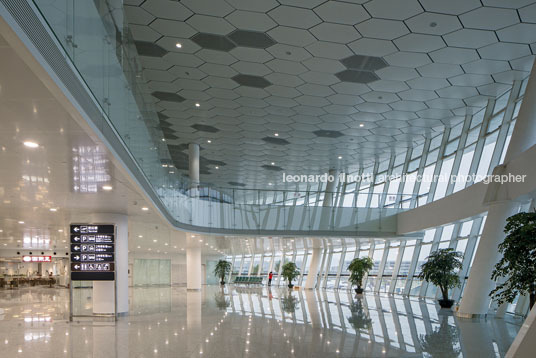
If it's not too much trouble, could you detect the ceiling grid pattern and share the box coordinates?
[124,0,536,188]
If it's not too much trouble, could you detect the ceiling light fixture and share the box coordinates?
[141,207,149,211]
[138,235,143,238]
[338,156,342,159]
[18,221,24,224]
[23,141,39,148]
[274,133,279,137]
[359,123,364,127]
[207,140,211,143]
[49,208,57,212]
[215,166,219,169]
[58,229,63,232]
[175,43,182,48]
[102,185,113,191]
[195,103,200,107]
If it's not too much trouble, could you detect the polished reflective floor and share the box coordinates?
[0,285,523,357]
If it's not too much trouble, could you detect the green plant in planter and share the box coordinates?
[281,262,300,288]
[347,257,373,294]
[213,260,232,285]
[347,299,372,331]
[490,212,536,310]
[419,248,462,308]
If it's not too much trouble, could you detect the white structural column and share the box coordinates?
[186,236,202,291]
[76,213,129,315]
[304,170,336,289]
[323,168,337,207]
[458,60,536,317]
[189,143,200,189]
[304,239,323,289]
[506,304,536,357]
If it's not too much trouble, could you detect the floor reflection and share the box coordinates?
[0,285,524,357]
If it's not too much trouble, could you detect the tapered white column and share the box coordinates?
[187,236,202,291]
[457,202,518,316]
[304,239,322,289]
[189,143,200,188]
[323,168,337,207]
[458,59,536,317]
[506,304,536,357]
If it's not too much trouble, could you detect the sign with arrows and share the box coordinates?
[70,224,115,281]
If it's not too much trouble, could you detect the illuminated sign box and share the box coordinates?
[22,256,52,262]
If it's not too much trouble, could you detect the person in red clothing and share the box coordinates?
[268,271,273,286]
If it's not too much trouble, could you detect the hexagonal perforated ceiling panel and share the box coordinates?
[125,0,536,188]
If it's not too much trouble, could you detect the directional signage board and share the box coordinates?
[70,224,115,281]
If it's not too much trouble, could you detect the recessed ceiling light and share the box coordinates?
[18,221,24,224]
[274,133,279,137]
[49,208,57,212]
[137,246,141,249]
[207,140,211,143]
[195,103,200,107]
[153,239,157,243]
[215,166,219,169]
[359,123,364,127]
[175,42,182,48]
[338,156,342,159]
[268,183,273,186]
[23,141,39,148]
[138,235,143,238]
[58,229,63,232]
[161,138,166,142]
[102,185,113,191]
[271,162,275,165]
[141,207,149,211]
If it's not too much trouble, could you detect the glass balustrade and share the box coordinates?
[31,0,418,234]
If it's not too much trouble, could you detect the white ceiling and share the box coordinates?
[0,32,226,257]
[122,0,536,188]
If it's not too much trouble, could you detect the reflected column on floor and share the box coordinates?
[305,290,321,328]
[92,324,129,358]
[187,290,202,354]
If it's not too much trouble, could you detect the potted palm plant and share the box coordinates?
[281,262,300,288]
[419,248,462,308]
[213,259,232,286]
[348,257,373,294]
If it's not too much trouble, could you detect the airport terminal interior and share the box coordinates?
[1,0,536,357]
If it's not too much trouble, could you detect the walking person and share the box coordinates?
[268,271,273,286]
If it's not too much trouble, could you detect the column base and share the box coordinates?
[455,311,488,319]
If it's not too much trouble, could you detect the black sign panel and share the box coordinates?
[71,243,114,253]
[71,234,114,244]
[70,224,115,281]
[71,253,114,262]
